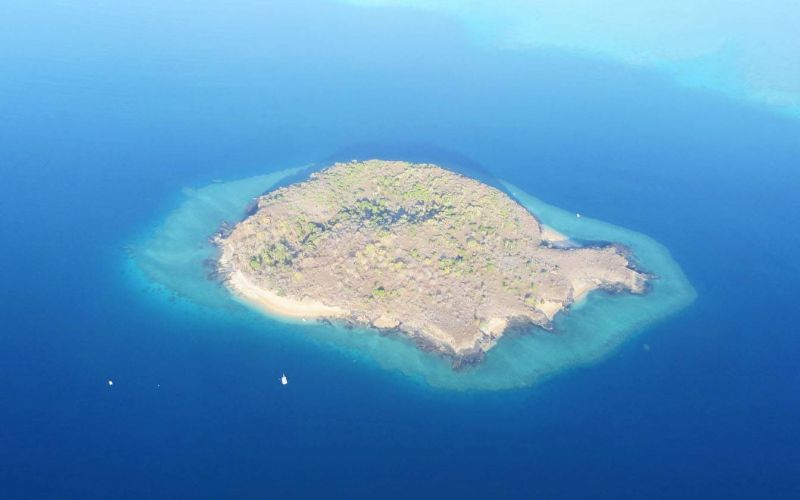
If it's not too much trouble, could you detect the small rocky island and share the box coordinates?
[216,160,648,365]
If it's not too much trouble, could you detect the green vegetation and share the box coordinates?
[222,160,649,361]
[257,240,293,267]
[524,283,538,307]
[438,255,467,276]
[401,182,435,203]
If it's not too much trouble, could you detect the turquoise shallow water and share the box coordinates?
[132,168,695,390]
[342,0,800,118]
[132,169,305,308]
[5,1,799,496]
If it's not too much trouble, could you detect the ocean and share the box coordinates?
[2,1,799,498]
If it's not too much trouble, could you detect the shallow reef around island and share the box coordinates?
[129,166,696,391]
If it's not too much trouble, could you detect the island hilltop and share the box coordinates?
[217,160,648,365]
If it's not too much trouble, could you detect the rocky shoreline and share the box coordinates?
[214,160,649,364]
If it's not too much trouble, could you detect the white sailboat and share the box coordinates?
[281,373,288,385]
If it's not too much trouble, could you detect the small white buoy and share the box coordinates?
[281,373,288,385]
[576,212,581,218]
[107,380,114,387]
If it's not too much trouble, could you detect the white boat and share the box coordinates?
[281,374,288,385]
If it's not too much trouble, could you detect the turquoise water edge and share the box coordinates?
[130,167,696,391]
[5,1,800,496]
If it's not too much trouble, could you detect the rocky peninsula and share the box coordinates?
[216,160,648,365]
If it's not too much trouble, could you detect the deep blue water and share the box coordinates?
[2,1,800,498]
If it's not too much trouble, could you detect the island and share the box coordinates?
[215,160,649,366]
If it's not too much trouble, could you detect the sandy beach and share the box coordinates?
[541,225,568,242]
[215,160,647,359]
[228,270,348,319]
